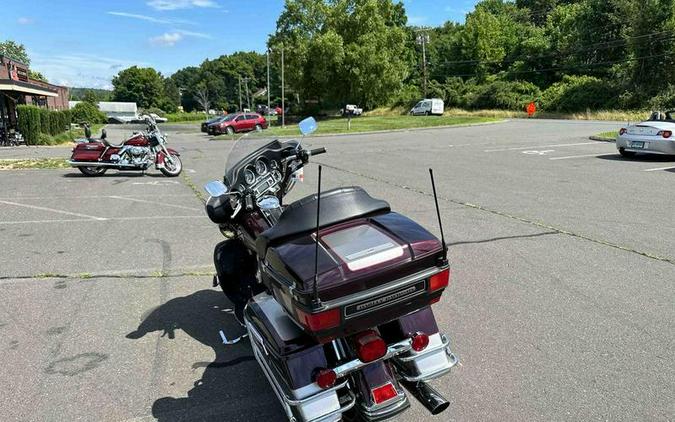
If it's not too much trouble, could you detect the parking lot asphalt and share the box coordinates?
[0,119,673,422]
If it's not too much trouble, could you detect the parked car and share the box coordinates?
[616,111,675,157]
[149,113,168,123]
[341,104,363,117]
[201,115,227,133]
[208,113,268,135]
[410,98,444,116]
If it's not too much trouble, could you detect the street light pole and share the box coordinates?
[267,49,271,115]
[281,46,285,128]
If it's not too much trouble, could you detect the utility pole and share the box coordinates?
[266,49,271,115]
[416,31,429,98]
[281,46,285,128]
[243,77,251,111]
[238,76,242,112]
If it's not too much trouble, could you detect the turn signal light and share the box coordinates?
[619,128,627,135]
[354,330,387,363]
[411,332,430,352]
[429,269,450,292]
[315,368,337,389]
[296,307,341,332]
[372,383,398,404]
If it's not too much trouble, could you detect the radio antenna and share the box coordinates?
[312,165,323,307]
[429,168,448,261]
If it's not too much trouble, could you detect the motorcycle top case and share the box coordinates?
[261,211,447,341]
[71,142,105,162]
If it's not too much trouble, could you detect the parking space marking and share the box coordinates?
[109,195,201,211]
[643,165,675,172]
[484,142,598,152]
[549,153,616,161]
[0,215,203,225]
[0,200,107,221]
[522,150,555,155]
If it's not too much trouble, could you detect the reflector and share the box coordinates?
[429,269,450,292]
[372,383,398,404]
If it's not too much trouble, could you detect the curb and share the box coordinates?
[589,136,616,143]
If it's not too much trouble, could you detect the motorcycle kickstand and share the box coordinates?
[219,329,248,345]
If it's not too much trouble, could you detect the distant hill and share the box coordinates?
[69,88,113,101]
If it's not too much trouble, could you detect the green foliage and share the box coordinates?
[0,40,30,64]
[391,84,422,108]
[112,66,169,109]
[540,75,616,112]
[82,90,99,105]
[29,70,48,82]
[165,112,208,122]
[16,106,72,144]
[38,108,50,134]
[17,105,39,145]
[648,85,675,110]
[464,79,541,110]
[70,102,107,124]
[69,88,112,102]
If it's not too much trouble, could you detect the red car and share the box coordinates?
[208,113,268,135]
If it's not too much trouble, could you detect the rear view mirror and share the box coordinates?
[204,180,227,197]
[299,117,318,136]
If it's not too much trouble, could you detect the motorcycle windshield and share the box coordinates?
[223,135,300,187]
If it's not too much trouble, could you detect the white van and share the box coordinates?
[410,98,444,116]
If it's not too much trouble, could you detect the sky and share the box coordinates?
[0,0,477,89]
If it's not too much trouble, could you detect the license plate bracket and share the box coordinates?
[630,141,645,149]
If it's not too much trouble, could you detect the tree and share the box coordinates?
[82,90,99,105]
[0,40,30,64]
[29,70,48,82]
[112,66,166,109]
[194,85,210,112]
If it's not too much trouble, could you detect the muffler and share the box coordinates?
[400,379,449,415]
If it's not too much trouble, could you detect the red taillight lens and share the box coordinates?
[314,368,337,389]
[619,128,627,135]
[296,307,341,332]
[429,269,450,292]
[354,330,387,363]
[372,383,398,404]
[662,130,672,138]
[411,332,430,352]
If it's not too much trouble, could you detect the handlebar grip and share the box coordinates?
[310,147,326,156]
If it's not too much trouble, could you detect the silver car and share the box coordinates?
[616,111,675,157]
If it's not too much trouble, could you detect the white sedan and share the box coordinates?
[617,112,675,157]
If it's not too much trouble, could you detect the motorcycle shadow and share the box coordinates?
[62,171,167,178]
[126,289,285,421]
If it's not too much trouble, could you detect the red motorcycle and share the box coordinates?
[68,116,182,177]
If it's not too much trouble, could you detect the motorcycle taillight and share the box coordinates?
[429,268,450,292]
[295,307,341,332]
[354,330,387,363]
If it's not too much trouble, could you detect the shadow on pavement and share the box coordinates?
[126,289,285,421]
[62,171,167,178]
[596,154,675,163]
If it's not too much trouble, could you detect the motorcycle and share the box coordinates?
[68,115,182,177]
[203,117,458,422]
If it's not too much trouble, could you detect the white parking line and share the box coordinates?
[643,165,675,172]
[0,200,107,221]
[549,153,616,161]
[484,142,599,152]
[0,215,204,225]
[109,195,201,211]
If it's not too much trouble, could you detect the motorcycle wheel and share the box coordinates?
[160,154,182,177]
[78,166,107,176]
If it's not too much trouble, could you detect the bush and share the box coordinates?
[16,105,41,145]
[38,107,51,134]
[142,107,166,117]
[70,102,107,124]
[165,112,207,122]
[464,80,541,111]
[648,85,675,110]
[540,75,616,112]
[391,84,423,109]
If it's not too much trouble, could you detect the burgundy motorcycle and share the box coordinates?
[68,116,182,177]
[204,118,458,421]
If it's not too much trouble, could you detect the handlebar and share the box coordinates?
[309,147,326,156]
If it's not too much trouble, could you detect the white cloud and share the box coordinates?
[176,29,212,39]
[147,0,219,11]
[30,53,147,89]
[17,17,34,25]
[150,32,184,46]
[106,11,195,25]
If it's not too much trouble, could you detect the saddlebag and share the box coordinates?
[244,293,355,422]
[261,211,448,341]
[71,142,105,162]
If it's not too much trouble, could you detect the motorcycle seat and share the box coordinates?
[256,186,390,257]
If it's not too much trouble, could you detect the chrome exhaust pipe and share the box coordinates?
[400,379,449,415]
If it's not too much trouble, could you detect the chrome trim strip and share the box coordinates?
[396,348,459,383]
